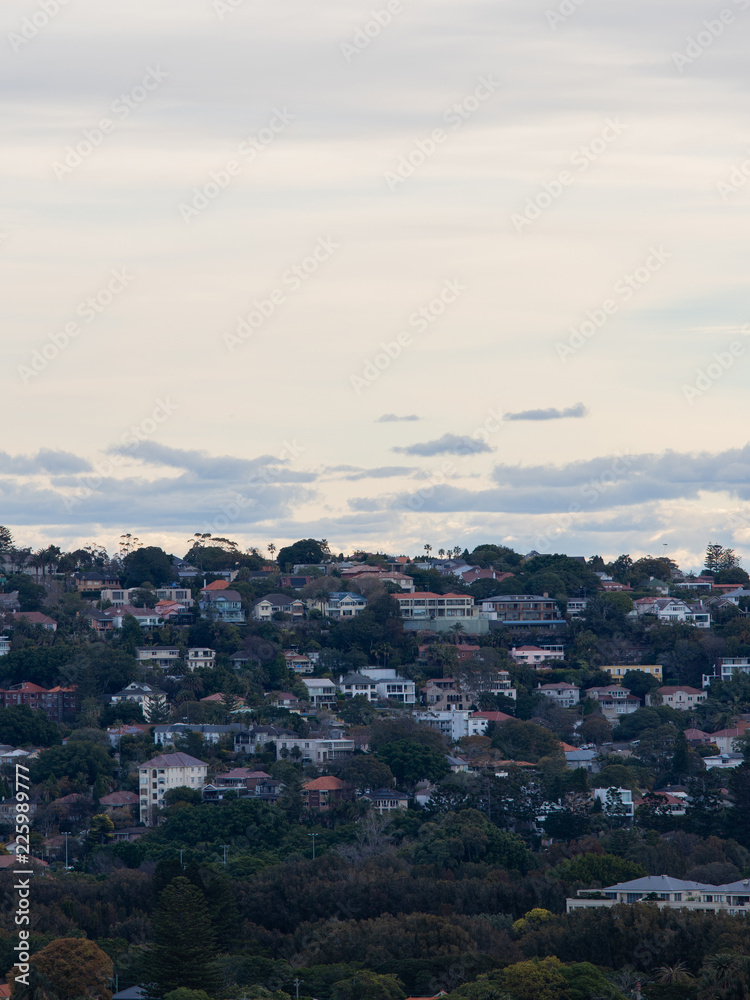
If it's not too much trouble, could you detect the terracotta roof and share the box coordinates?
[202,580,230,591]
[471,711,513,722]
[99,791,139,805]
[303,776,346,791]
[657,685,704,695]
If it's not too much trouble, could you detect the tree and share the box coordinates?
[0,525,13,551]
[122,545,174,588]
[144,694,170,723]
[340,755,395,791]
[491,718,564,763]
[276,539,326,570]
[705,543,740,574]
[554,852,647,885]
[14,938,113,1000]
[376,739,449,785]
[31,741,115,785]
[501,957,571,1000]
[146,877,221,996]
[331,970,406,1000]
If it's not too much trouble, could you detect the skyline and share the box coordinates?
[2,0,750,567]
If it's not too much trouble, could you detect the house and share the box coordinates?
[632,598,711,628]
[423,673,516,711]
[584,685,640,720]
[199,589,245,623]
[0,798,38,823]
[603,664,663,685]
[0,636,9,657]
[592,786,634,820]
[106,723,152,746]
[360,667,416,704]
[362,788,410,811]
[703,657,750,686]
[110,682,167,714]
[0,682,78,722]
[153,723,243,746]
[337,672,379,701]
[280,575,317,589]
[481,594,564,627]
[394,592,475,621]
[284,651,315,674]
[86,605,164,632]
[564,748,598,771]
[266,691,300,710]
[709,722,749,754]
[510,645,565,666]
[234,725,291,753]
[567,875,750,916]
[646,686,707,710]
[300,677,338,708]
[73,571,120,591]
[187,647,216,670]
[446,755,471,772]
[101,586,193,608]
[302,776,354,810]
[135,646,181,669]
[98,791,140,821]
[704,753,745,769]
[567,598,588,617]
[307,592,367,618]
[537,682,580,709]
[252,595,305,621]
[673,577,715,591]
[10,611,58,630]
[341,568,416,592]
[415,709,494,741]
[0,592,20,612]
[138,752,209,825]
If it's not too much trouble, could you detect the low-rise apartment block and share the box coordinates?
[139,752,209,825]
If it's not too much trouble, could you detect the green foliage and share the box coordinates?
[376,739,450,785]
[0,704,62,746]
[501,957,570,1000]
[122,545,174,588]
[3,573,47,611]
[31,740,116,785]
[491,719,563,763]
[16,937,114,1000]
[276,539,326,570]
[340,755,395,791]
[413,809,535,873]
[330,969,406,1000]
[554,853,647,885]
[146,877,221,996]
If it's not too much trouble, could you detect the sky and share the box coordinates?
[2,0,750,571]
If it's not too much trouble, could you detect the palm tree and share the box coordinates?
[438,548,445,559]
[268,543,276,560]
[448,622,466,644]
[655,962,693,986]
[424,544,433,560]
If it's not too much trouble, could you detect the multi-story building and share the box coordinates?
[394,592,475,620]
[645,686,707,710]
[537,682,580,708]
[187,647,216,671]
[283,651,315,674]
[338,672,379,701]
[307,592,367,618]
[153,723,243,746]
[632,598,711,628]
[0,636,10,657]
[199,589,245,623]
[101,586,193,607]
[567,875,750,916]
[510,645,565,666]
[592,786,634,820]
[110,682,167,714]
[302,776,354,810]
[360,667,416,704]
[703,657,750,687]
[481,594,563,626]
[583,685,640,720]
[0,682,78,722]
[139,752,208,825]
[135,646,181,669]
[603,664,663,685]
[300,677,338,708]
[423,672,516,711]
[414,709,491,741]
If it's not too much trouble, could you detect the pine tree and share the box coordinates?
[146,877,222,997]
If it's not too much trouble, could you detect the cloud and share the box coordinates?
[376,414,421,423]
[504,403,589,422]
[392,434,494,456]
[108,442,316,484]
[0,450,92,475]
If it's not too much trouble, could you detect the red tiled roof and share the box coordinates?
[303,776,346,791]
[99,791,139,805]
[202,580,230,591]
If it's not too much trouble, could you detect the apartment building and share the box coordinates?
[646,686,707,710]
[139,752,208,825]
[481,594,563,626]
[0,681,78,723]
[394,592,475,620]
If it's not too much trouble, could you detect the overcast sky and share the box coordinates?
[2,0,750,570]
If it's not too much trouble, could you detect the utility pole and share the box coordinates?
[222,844,229,866]
[62,831,71,869]
[294,979,303,1000]
[308,833,318,860]
[179,849,184,867]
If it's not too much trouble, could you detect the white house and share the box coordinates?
[511,645,565,666]
[584,685,640,720]
[360,667,416,704]
[110,682,167,714]
[0,636,10,657]
[139,752,209,825]
[300,677,338,708]
[338,672,379,701]
[135,646,181,669]
[187,647,216,671]
[308,592,367,618]
[592,786,634,820]
[537,682,580,708]
[415,709,490,741]
[645,686,707,710]
[252,595,305,621]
